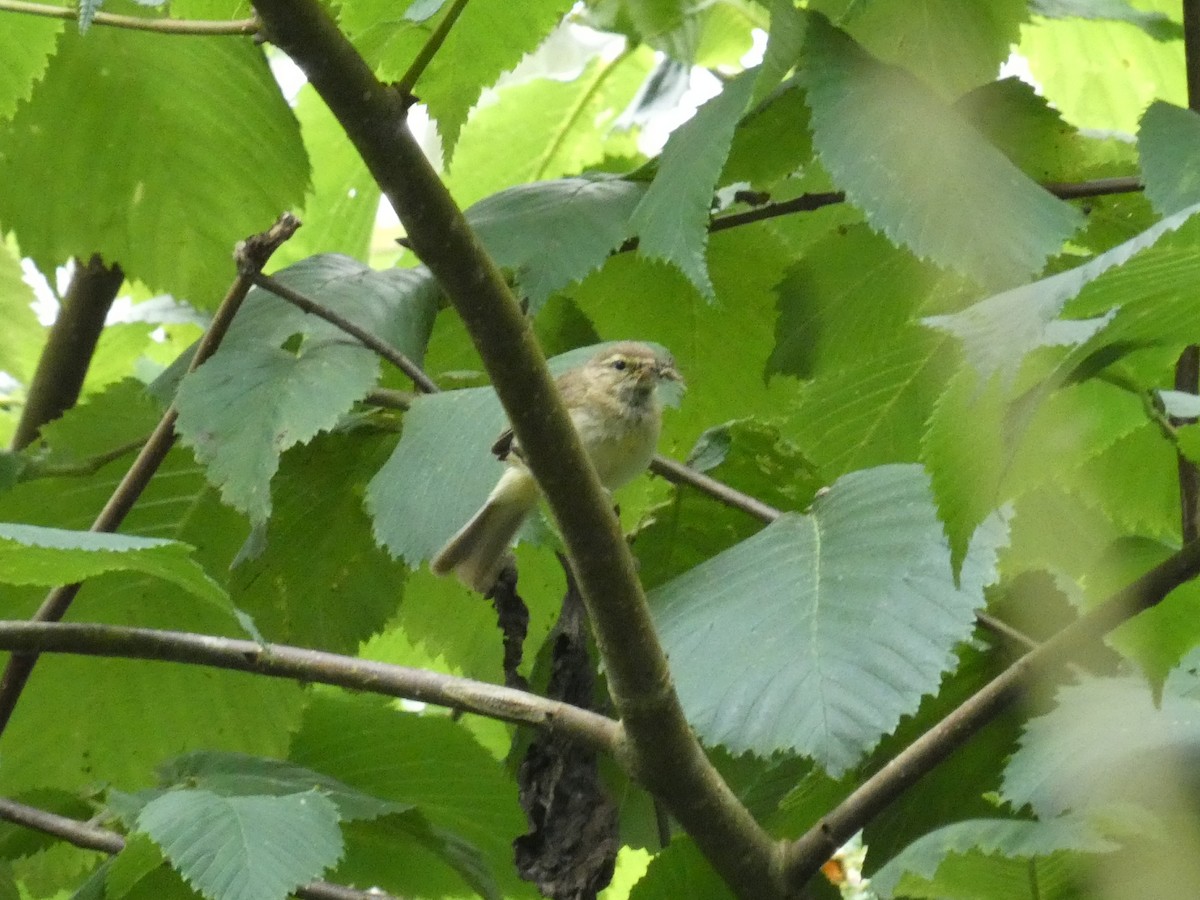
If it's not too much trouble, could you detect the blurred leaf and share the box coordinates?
[0,241,44,386]
[175,255,437,524]
[627,839,735,900]
[0,17,61,120]
[0,28,308,305]
[871,814,1118,899]
[136,789,343,900]
[812,0,1027,97]
[650,465,993,773]
[1020,4,1186,134]
[1032,0,1183,40]
[0,522,228,608]
[467,178,646,314]
[629,68,757,298]
[802,12,1083,290]
[1139,101,1200,216]
[1001,654,1200,818]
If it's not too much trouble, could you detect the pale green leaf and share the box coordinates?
[466,178,646,314]
[1138,101,1200,216]
[650,465,985,772]
[627,839,734,900]
[871,815,1118,899]
[629,68,758,298]
[0,240,43,386]
[137,789,343,900]
[0,28,309,306]
[923,203,1200,386]
[1002,656,1200,818]
[175,255,438,524]
[1021,3,1187,134]
[812,0,1028,97]
[0,522,227,609]
[802,13,1083,290]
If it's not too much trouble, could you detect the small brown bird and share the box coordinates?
[431,342,681,593]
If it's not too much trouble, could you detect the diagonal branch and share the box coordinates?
[248,4,784,896]
[0,621,619,752]
[782,537,1200,893]
[0,215,300,741]
[396,0,472,99]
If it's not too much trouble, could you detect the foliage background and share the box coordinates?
[0,0,1198,898]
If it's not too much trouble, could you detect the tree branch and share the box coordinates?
[0,795,403,900]
[11,255,123,451]
[782,536,1200,893]
[0,620,619,753]
[248,4,784,896]
[0,215,300,740]
[0,1,258,34]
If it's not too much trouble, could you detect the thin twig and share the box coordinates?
[250,272,441,394]
[396,0,472,98]
[782,536,1200,892]
[0,621,620,753]
[0,795,402,900]
[22,435,148,479]
[0,215,301,740]
[0,0,259,34]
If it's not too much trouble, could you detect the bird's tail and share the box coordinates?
[431,467,539,593]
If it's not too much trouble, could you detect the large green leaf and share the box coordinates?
[175,255,438,524]
[811,0,1027,97]
[465,178,646,314]
[0,522,227,609]
[0,28,308,306]
[136,789,343,900]
[802,13,1083,290]
[629,68,758,298]
[649,465,995,772]
[627,839,734,900]
[1032,0,1183,40]
[1138,101,1200,216]
[870,815,1118,899]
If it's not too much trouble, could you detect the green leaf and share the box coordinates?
[466,178,646,314]
[175,255,438,524]
[136,789,343,900]
[0,28,308,305]
[871,815,1118,899]
[156,751,412,823]
[1032,0,1184,40]
[650,465,988,772]
[721,77,812,189]
[629,68,758,298]
[0,17,61,121]
[0,240,44,386]
[342,0,574,155]
[1020,4,1187,134]
[289,694,525,897]
[627,839,735,900]
[447,50,651,209]
[1138,101,1200,216]
[923,203,1200,387]
[0,522,228,609]
[1001,656,1200,818]
[812,0,1028,97]
[802,12,1083,290]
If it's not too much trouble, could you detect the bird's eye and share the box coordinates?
[611,358,627,371]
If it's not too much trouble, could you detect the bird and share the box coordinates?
[431,342,681,593]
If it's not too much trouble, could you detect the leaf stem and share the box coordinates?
[0,1,258,34]
[0,214,300,742]
[396,0,472,99]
